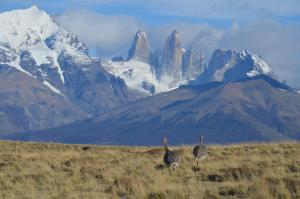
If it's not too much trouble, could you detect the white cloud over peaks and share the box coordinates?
[56,9,300,87]
[149,21,300,87]
[147,24,223,58]
[218,21,300,86]
[79,0,300,19]
[56,9,141,57]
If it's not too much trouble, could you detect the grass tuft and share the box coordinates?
[0,141,298,198]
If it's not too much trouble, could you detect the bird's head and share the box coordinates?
[163,137,168,146]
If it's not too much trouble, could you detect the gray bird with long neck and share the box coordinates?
[163,137,181,171]
[193,135,207,166]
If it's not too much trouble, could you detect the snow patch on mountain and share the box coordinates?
[43,81,64,96]
[0,5,91,89]
[0,5,58,48]
[193,49,275,85]
[105,30,208,95]
[231,49,273,78]
[247,52,272,77]
[212,56,237,81]
[102,60,172,95]
[5,56,33,77]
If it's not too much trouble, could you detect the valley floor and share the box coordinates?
[0,141,299,199]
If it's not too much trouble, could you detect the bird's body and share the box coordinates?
[193,145,207,160]
[163,138,181,171]
[164,150,180,167]
[193,135,207,166]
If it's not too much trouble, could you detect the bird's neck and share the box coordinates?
[200,138,203,145]
[164,145,169,152]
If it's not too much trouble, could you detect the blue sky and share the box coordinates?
[1,0,300,27]
[1,0,300,86]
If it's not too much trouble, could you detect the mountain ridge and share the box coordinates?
[0,6,139,135]
[104,29,277,96]
[0,6,298,144]
[5,75,300,145]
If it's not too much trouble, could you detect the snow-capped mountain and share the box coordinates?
[103,29,169,95]
[103,29,205,95]
[104,29,276,96]
[103,29,164,95]
[0,6,138,134]
[0,5,91,94]
[104,30,276,95]
[103,60,168,95]
[192,49,274,84]
[1,6,296,145]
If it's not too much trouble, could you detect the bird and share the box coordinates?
[193,135,207,166]
[163,137,181,171]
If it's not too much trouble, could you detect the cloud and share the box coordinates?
[76,0,300,19]
[146,24,223,58]
[217,21,300,86]
[1,2,299,85]
[4,0,299,21]
[56,9,141,57]
[56,8,300,87]
[147,20,300,87]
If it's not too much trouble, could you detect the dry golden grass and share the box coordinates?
[0,141,299,199]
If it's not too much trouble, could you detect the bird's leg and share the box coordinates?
[170,164,176,172]
[196,160,199,167]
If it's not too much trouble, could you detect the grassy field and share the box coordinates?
[0,141,299,199]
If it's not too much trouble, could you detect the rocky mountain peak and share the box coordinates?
[0,6,138,120]
[171,29,179,38]
[168,29,181,47]
[0,6,92,89]
[28,5,39,10]
[136,28,147,39]
[159,30,183,86]
[182,48,206,80]
[0,5,59,48]
[192,49,274,84]
[127,29,151,63]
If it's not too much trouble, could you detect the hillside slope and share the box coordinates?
[0,141,299,199]
[0,6,139,135]
[7,75,300,145]
[0,65,89,135]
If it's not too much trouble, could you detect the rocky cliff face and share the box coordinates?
[192,49,274,85]
[182,49,205,81]
[105,29,208,94]
[0,6,139,134]
[127,29,151,63]
[159,30,183,86]
[0,64,89,135]
[107,30,277,95]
